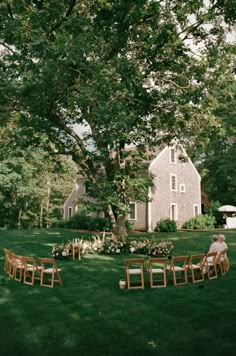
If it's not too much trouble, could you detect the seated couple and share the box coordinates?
[207,234,229,269]
[208,234,228,253]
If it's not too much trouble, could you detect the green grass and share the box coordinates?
[0,228,236,356]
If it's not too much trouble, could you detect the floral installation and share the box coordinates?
[144,238,174,257]
[51,235,174,258]
[51,239,85,258]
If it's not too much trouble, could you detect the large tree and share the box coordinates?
[194,56,236,205]
[0,119,77,228]
[0,0,235,236]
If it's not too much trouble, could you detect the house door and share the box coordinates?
[170,204,178,221]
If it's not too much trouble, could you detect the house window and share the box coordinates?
[194,204,199,216]
[170,204,178,221]
[170,174,177,191]
[68,206,72,219]
[180,184,185,193]
[170,148,176,164]
[128,203,137,220]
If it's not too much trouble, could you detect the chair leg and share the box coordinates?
[56,271,63,286]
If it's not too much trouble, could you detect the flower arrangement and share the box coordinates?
[51,235,174,258]
[52,241,71,258]
[51,239,85,258]
[144,238,174,257]
[87,235,174,257]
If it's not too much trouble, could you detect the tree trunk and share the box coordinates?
[111,215,127,239]
[105,203,127,239]
[39,202,43,229]
[18,208,22,230]
[45,177,51,229]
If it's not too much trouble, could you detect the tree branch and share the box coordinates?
[46,0,77,37]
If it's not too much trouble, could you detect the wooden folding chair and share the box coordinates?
[166,255,189,286]
[148,257,167,288]
[125,258,145,289]
[23,256,42,286]
[12,253,25,282]
[204,252,218,280]
[222,248,230,273]
[72,243,81,260]
[186,253,205,283]
[39,258,63,288]
[3,248,13,276]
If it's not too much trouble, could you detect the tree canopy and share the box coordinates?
[0,119,77,228]
[0,0,235,235]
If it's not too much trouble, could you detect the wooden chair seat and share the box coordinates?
[148,257,167,288]
[39,257,63,288]
[23,256,42,286]
[186,254,205,283]
[166,255,189,286]
[12,254,25,282]
[125,258,145,289]
[204,252,218,279]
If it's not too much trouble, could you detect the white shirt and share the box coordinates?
[208,241,225,253]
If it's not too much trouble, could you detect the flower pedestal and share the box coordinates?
[119,279,126,289]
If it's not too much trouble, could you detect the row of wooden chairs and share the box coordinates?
[125,249,229,289]
[3,248,63,288]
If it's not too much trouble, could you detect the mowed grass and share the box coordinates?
[0,228,236,356]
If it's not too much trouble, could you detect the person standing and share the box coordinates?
[222,213,228,228]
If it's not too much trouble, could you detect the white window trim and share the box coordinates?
[170,174,177,191]
[170,148,176,164]
[128,202,137,221]
[180,184,185,193]
[194,204,199,216]
[68,206,73,219]
[170,203,178,221]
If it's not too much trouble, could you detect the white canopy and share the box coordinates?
[218,205,236,212]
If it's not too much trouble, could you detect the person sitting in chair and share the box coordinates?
[208,235,225,254]
[218,234,228,249]
[206,234,225,264]
[218,234,229,271]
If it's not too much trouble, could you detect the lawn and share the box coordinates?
[0,228,235,356]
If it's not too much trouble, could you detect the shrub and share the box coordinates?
[205,201,222,226]
[125,220,134,232]
[182,214,216,229]
[155,219,177,232]
[57,214,110,231]
[88,217,110,231]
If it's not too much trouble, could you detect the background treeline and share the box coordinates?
[0,122,77,229]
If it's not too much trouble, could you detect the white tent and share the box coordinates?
[218,205,236,212]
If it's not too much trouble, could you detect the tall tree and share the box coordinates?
[0,0,235,236]
[0,120,77,228]
[194,56,236,205]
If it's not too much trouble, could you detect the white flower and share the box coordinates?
[130,247,135,253]
[116,249,120,254]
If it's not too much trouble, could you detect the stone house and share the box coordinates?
[63,143,201,231]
